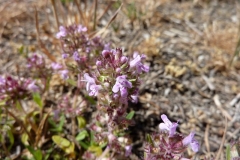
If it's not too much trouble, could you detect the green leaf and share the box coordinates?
[77,116,86,129]
[7,130,14,150]
[66,79,77,86]
[99,141,108,148]
[52,135,70,148]
[99,76,108,82]
[0,99,6,106]
[146,134,154,146]
[18,46,24,55]
[90,131,95,146]
[49,115,65,132]
[21,133,29,146]
[26,146,42,160]
[76,130,89,141]
[226,145,231,160]
[33,93,43,108]
[88,146,102,156]
[43,148,53,160]
[85,96,96,105]
[126,111,135,120]
[79,141,89,149]
[64,142,75,154]
[52,135,75,155]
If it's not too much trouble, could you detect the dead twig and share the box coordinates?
[213,95,232,121]
[215,117,228,160]
[90,3,123,38]
[74,0,87,26]
[204,124,210,153]
[50,0,60,30]
[35,7,56,62]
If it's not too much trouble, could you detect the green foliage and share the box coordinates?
[33,92,43,108]
[18,45,29,58]
[76,130,89,141]
[226,145,231,160]
[146,134,154,146]
[126,111,135,120]
[77,116,86,129]
[66,79,77,87]
[25,146,43,160]
[48,115,65,132]
[85,96,96,105]
[126,3,137,21]
[52,135,75,155]
[61,0,74,5]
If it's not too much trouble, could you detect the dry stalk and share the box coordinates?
[3,105,34,145]
[35,7,56,62]
[93,0,98,31]
[74,0,87,26]
[50,0,60,29]
[215,117,228,160]
[204,124,210,153]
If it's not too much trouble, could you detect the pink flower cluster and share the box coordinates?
[144,114,199,160]
[56,24,108,64]
[0,75,38,102]
[54,95,86,117]
[84,48,149,105]
[26,53,52,79]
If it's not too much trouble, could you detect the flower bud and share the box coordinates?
[116,68,121,73]
[102,50,110,58]
[96,60,102,66]
[121,56,128,63]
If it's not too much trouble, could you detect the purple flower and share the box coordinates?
[60,70,69,80]
[89,84,101,96]
[102,50,111,58]
[51,63,62,70]
[84,73,101,97]
[73,51,81,61]
[0,76,6,85]
[27,81,39,92]
[130,94,138,103]
[96,60,102,66]
[182,132,199,152]
[77,25,87,33]
[112,76,132,104]
[56,26,67,39]
[112,75,132,93]
[62,53,69,59]
[125,145,132,157]
[130,52,149,74]
[104,43,111,50]
[159,114,178,137]
[120,56,128,63]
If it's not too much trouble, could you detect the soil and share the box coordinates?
[1,0,240,159]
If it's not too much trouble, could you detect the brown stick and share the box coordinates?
[93,0,98,31]
[74,0,87,26]
[215,117,228,160]
[50,0,60,29]
[35,7,56,62]
[3,106,34,145]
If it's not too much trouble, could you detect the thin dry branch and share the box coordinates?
[50,0,60,29]
[215,117,228,160]
[35,7,56,62]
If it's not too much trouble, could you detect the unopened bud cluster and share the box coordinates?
[54,95,86,117]
[0,75,38,103]
[56,24,109,64]
[27,53,52,79]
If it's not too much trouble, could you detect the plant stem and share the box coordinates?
[3,106,34,145]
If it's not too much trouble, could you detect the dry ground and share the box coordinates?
[1,0,240,159]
